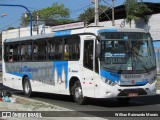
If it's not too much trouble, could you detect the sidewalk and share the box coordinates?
[0,95,107,120]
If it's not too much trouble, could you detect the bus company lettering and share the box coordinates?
[19,66,39,72]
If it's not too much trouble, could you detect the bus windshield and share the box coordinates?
[99,32,156,73]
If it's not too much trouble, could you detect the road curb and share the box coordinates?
[0,95,72,111]
[13,95,72,111]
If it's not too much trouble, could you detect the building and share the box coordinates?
[2,25,52,40]
[89,2,160,40]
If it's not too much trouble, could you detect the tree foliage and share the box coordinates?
[78,5,108,23]
[20,3,73,27]
[124,0,152,27]
[6,27,15,30]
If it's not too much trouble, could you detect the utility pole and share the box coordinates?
[36,12,39,35]
[158,49,160,73]
[112,0,115,26]
[95,0,99,25]
[18,24,20,38]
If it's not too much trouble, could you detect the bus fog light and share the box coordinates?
[106,91,111,95]
[145,88,149,90]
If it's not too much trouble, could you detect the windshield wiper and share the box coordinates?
[132,50,149,72]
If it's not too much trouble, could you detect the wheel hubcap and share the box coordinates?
[75,87,82,99]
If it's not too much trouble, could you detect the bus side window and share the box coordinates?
[20,42,32,61]
[35,41,46,61]
[64,36,80,61]
[9,46,13,62]
[55,39,63,60]
[4,45,10,62]
[13,44,20,61]
[33,42,38,60]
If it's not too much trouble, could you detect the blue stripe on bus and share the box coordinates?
[135,81,148,85]
[97,29,118,33]
[53,61,68,89]
[8,72,32,80]
[100,69,120,82]
[54,30,71,36]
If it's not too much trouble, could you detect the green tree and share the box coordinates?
[124,0,152,27]
[78,5,108,23]
[6,27,15,30]
[21,3,73,27]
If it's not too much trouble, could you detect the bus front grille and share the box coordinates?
[117,88,147,97]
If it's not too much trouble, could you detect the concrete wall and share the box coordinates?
[96,13,160,41]
[2,25,52,41]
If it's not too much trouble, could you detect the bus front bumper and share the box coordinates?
[94,81,157,98]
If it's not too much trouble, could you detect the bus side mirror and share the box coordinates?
[96,44,101,58]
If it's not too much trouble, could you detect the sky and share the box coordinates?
[0,0,160,31]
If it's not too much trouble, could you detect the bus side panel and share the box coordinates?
[4,62,23,90]
[67,61,83,93]
[3,73,14,89]
[4,61,71,95]
[4,60,95,96]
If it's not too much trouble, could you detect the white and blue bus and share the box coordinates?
[2,23,157,104]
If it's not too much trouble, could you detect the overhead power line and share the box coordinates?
[71,4,93,13]
[0,19,20,30]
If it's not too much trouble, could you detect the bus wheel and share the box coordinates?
[117,97,131,103]
[23,77,32,97]
[72,81,86,105]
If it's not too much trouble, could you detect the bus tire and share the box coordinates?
[117,97,131,103]
[71,81,86,105]
[23,77,32,97]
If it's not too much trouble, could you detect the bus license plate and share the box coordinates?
[128,93,138,97]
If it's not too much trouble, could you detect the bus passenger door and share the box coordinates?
[82,40,95,97]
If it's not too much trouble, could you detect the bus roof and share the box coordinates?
[4,26,147,43]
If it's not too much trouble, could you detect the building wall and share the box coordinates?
[2,13,160,41]
[2,25,52,41]
[97,13,160,41]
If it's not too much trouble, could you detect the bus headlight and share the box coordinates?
[149,76,157,84]
[102,78,116,86]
